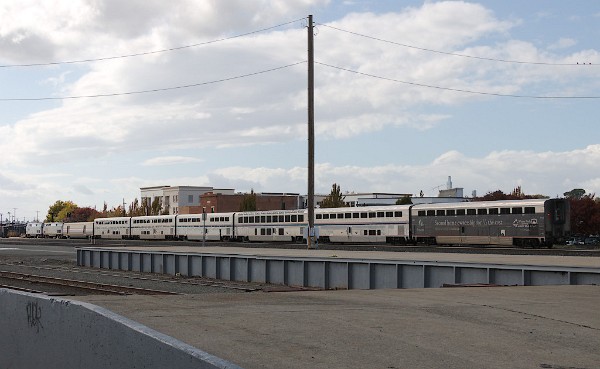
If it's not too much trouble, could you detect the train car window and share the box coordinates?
[337,214,344,219]
[386,211,393,217]
[369,230,377,236]
[291,215,297,222]
[369,213,376,218]
[267,228,272,235]
[364,230,368,236]
[447,210,455,216]
[377,230,382,236]
[467,209,476,215]
[323,214,330,220]
[353,213,360,218]
[279,228,284,235]
[426,210,435,216]
[500,208,510,214]
[285,215,291,222]
[457,209,466,216]
[260,228,266,235]
[418,210,426,216]
[489,208,499,215]
[260,216,266,223]
[524,207,535,214]
[478,209,488,215]
[436,210,445,216]
[238,217,243,223]
[249,216,255,223]
[394,211,402,217]
[298,215,304,222]
[512,207,523,214]
[361,213,368,218]
[266,216,272,223]
[345,213,352,219]
[377,212,385,218]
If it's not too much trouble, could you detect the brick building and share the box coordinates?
[181,192,302,214]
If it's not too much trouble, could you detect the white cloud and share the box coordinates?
[548,38,577,50]
[142,156,204,166]
[207,145,600,198]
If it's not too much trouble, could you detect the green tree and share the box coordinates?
[320,183,346,208]
[395,195,412,205]
[150,197,162,216]
[564,188,586,200]
[56,201,78,221]
[45,200,77,222]
[239,190,257,211]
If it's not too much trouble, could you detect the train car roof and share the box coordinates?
[411,199,549,210]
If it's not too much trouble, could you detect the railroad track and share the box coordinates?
[0,270,179,296]
[0,263,262,292]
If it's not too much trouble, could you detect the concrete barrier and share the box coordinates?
[0,289,242,369]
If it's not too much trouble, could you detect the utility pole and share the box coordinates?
[307,14,315,249]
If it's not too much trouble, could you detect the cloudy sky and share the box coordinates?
[1,0,599,221]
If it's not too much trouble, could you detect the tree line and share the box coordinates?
[44,198,166,223]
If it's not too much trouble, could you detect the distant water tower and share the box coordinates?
[447,176,453,190]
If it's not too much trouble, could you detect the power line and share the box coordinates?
[317,23,596,66]
[316,61,600,99]
[0,61,307,101]
[0,18,306,68]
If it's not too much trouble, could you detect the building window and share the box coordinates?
[188,195,194,203]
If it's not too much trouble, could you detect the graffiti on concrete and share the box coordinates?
[26,301,43,333]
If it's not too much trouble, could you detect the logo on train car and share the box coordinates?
[434,219,504,227]
[512,219,538,228]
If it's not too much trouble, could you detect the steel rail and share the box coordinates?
[0,270,179,295]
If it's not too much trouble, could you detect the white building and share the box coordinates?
[140,186,234,215]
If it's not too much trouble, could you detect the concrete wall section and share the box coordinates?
[77,248,600,290]
[0,289,242,369]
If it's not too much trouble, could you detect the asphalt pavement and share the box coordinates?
[76,285,600,369]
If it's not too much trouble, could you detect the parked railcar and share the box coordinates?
[234,209,306,242]
[131,215,176,240]
[43,222,64,238]
[94,217,131,239]
[314,205,411,244]
[63,222,94,239]
[410,198,570,247]
[25,222,44,238]
[185,213,235,241]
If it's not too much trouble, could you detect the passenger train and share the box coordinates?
[26,198,570,248]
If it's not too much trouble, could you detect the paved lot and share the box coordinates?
[76,285,600,369]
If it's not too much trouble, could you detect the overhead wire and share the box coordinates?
[0,61,307,101]
[316,61,600,99]
[1,16,597,101]
[316,23,595,66]
[0,18,306,68]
